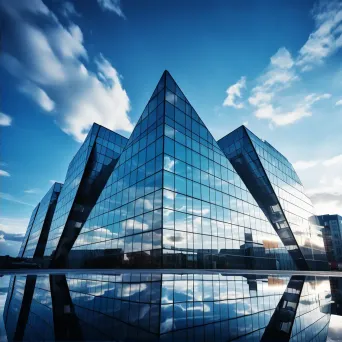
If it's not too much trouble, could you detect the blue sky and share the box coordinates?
[0,0,342,257]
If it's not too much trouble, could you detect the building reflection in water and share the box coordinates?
[3,272,332,341]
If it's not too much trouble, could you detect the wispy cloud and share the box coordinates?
[322,153,342,166]
[0,170,10,177]
[225,3,342,127]
[293,160,320,170]
[223,76,246,109]
[0,193,35,207]
[0,0,133,142]
[49,179,63,184]
[0,112,12,126]
[336,99,342,106]
[24,188,41,194]
[97,0,125,18]
[294,153,342,171]
[60,1,80,18]
[296,1,342,71]
[19,82,55,112]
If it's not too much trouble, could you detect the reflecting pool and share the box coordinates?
[1,271,342,341]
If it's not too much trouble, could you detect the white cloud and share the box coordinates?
[0,193,34,207]
[336,99,342,106]
[49,179,63,184]
[0,0,133,142]
[97,0,125,18]
[244,2,342,128]
[0,112,12,126]
[296,1,342,71]
[223,76,246,109]
[322,153,342,166]
[253,92,331,126]
[293,160,320,170]
[0,170,10,177]
[19,82,55,112]
[24,188,41,194]
[270,47,294,69]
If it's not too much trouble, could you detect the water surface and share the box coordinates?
[1,270,342,341]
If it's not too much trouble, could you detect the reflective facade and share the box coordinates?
[19,71,327,271]
[218,126,328,271]
[44,123,128,265]
[69,71,295,270]
[18,182,62,258]
[3,271,332,341]
[317,215,342,266]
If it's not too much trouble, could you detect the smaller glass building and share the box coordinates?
[317,214,342,267]
[218,126,329,271]
[18,182,62,258]
[43,123,128,265]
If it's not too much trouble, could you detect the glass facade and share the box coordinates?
[17,71,327,271]
[218,126,329,271]
[68,71,295,270]
[17,183,62,258]
[43,123,128,265]
[3,271,332,342]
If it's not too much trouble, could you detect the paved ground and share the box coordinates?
[1,268,342,277]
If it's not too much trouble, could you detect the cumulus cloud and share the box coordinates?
[0,170,10,177]
[0,112,12,126]
[223,76,246,109]
[336,99,342,106]
[0,0,133,142]
[97,0,125,18]
[253,91,331,126]
[296,1,342,71]
[295,155,342,215]
[0,216,29,235]
[247,43,333,127]
[0,230,25,242]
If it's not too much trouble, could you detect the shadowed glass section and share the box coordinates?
[3,271,332,342]
[218,126,329,271]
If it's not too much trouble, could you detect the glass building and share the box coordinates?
[3,271,332,341]
[43,123,128,265]
[18,182,62,258]
[68,71,297,270]
[217,126,329,271]
[18,71,328,271]
[317,215,342,267]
